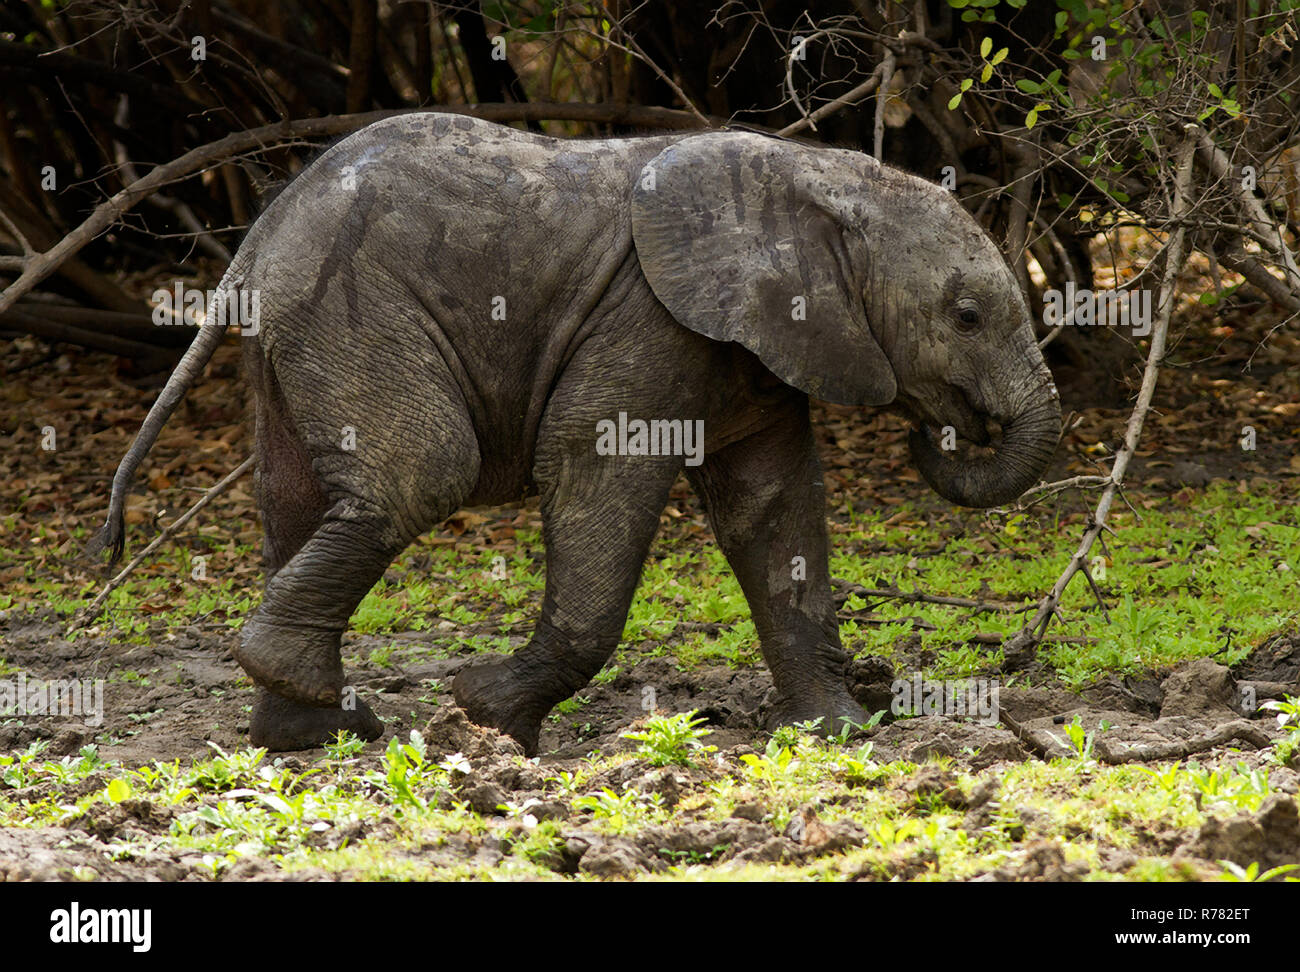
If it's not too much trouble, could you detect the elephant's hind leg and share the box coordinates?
[246,343,329,579]
[245,349,386,748]
[237,350,480,750]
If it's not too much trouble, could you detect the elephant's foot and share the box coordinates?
[249,688,383,751]
[765,689,869,739]
[452,661,551,756]
[234,617,343,706]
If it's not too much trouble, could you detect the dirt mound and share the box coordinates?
[1232,631,1300,695]
[420,706,523,761]
[1179,795,1300,872]
[1158,657,1243,721]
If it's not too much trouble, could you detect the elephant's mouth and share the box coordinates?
[902,386,997,453]
[899,384,1061,509]
[916,417,998,455]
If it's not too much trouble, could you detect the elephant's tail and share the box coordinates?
[86,271,247,564]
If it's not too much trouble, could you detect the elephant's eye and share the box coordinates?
[956,305,982,332]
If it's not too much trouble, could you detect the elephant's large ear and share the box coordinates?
[630,133,897,406]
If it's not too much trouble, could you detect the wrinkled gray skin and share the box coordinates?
[94,114,1059,754]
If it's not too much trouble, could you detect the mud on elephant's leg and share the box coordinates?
[687,403,867,737]
[454,456,681,755]
[235,503,419,708]
[237,357,480,748]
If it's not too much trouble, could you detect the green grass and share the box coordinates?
[8,484,1295,692]
[1,726,1295,881]
[4,482,1298,880]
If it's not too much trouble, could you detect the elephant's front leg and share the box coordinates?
[453,454,681,755]
[687,402,867,735]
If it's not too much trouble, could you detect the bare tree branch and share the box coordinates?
[1002,127,1201,670]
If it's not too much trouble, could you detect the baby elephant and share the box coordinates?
[93,114,1059,754]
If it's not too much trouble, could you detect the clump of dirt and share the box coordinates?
[1160,657,1243,721]
[1232,629,1300,694]
[971,840,1090,882]
[420,706,523,761]
[1179,795,1300,872]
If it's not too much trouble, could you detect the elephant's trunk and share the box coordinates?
[908,390,1060,509]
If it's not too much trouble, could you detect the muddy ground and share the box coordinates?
[0,607,1296,881]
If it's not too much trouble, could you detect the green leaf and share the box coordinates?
[258,793,293,816]
[1016,79,1042,94]
[105,778,132,803]
[980,62,994,83]
[948,93,964,110]
[1208,82,1223,98]
[991,47,1009,66]
[960,77,974,91]
[1025,108,1039,129]
[980,36,992,59]
[961,9,979,21]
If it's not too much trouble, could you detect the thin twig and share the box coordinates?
[73,455,255,627]
[833,579,1022,613]
[778,62,887,138]
[594,19,711,127]
[1003,127,1200,668]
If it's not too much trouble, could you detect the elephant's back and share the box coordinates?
[236,114,659,312]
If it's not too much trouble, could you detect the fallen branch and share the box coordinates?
[0,306,175,366]
[1002,127,1200,671]
[1094,721,1273,764]
[832,579,1022,613]
[0,103,723,318]
[73,455,255,628]
[4,302,189,346]
[996,708,1071,760]
[998,710,1273,763]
